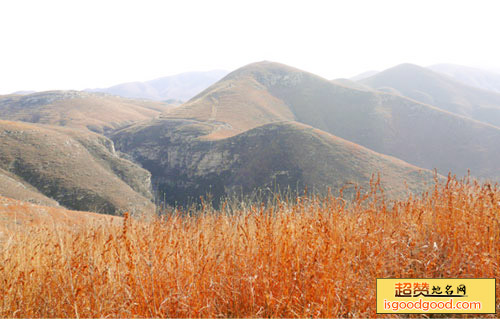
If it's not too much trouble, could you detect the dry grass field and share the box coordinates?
[0,175,498,317]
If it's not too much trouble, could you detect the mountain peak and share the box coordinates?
[225,61,304,79]
[392,62,423,69]
[381,63,433,76]
[361,63,444,85]
[87,70,229,102]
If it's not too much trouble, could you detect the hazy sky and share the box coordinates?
[1,0,500,94]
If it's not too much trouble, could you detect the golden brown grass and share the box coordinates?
[0,175,498,318]
[0,196,120,229]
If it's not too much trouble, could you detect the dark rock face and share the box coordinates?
[112,119,437,208]
[112,119,305,207]
[113,119,229,206]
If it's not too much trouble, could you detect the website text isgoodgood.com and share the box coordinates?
[383,298,481,312]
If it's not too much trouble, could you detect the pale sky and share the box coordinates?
[1,0,500,94]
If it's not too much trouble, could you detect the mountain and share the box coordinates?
[350,70,378,81]
[4,61,499,211]
[87,70,229,102]
[331,78,374,91]
[156,61,500,181]
[10,90,36,95]
[0,120,154,215]
[0,91,171,134]
[113,120,436,206]
[429,63,500,94]
[360,63,500,127]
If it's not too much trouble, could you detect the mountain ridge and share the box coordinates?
[429,63,500,94]
[87,70,228,102]
[155,61,500,181]
[0,90,172,134]
[360,63,500,127]
[2,60,500,212]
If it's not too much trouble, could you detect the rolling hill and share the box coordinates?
[0,120,154,215]
[3,61,499,210]
[360,63,500,127]
[87,70,228,102]
[113,120,437,206]
[0,90,171,134]
[158,61,500,181]
[429,63,500,94]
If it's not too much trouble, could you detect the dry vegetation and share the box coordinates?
[0,175,499,318]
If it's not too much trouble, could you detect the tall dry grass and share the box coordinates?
[0,175,498,317]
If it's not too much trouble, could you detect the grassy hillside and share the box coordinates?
[113,120,436,206]
[0,195,121,250]
[361,63,500,127]
[164,65,296,139]
[1,176,498,317]
[0,90,171,134]
[88,70,228,102]
[160,61,500,180]
[0,120,154,215]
